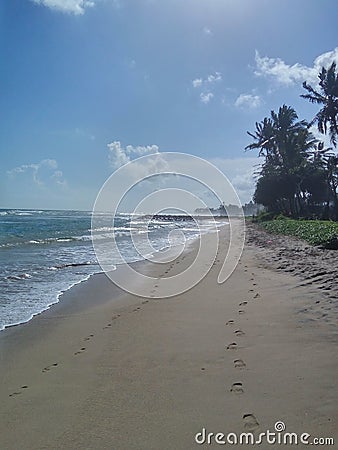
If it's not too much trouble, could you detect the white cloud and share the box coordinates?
[107,141,160,169]
[207,72,222,84]
[31,0,95,15]
[192,72,222,103]
[7,159,67,186]
[51,170,67,186]
[203,27,212,35]
[254,47,338,86]
[107,142,132,169]
[200,92,214,104]
[192,78,203,88]
[192,72,222,88]
[235,93,262,109]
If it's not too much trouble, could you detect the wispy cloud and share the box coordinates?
[200,92,214,104]
[254,47,338,86]
[203,27,212,36]
[31,0,96,15]
[192,72,222,104]
[192,72,222,89]
[7,159,67,186]
[192,78,203,88]
[235,93,262,109]
[206,73,222,84]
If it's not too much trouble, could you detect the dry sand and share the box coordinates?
[0,224,337,449]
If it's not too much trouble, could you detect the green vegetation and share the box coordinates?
[246,62,338,221]
[259,217,338,249]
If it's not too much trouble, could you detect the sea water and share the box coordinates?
[0,209,222,331]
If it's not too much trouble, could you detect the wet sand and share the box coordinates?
[0,225,337,449]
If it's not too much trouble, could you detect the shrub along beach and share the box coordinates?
[256,216,338,249]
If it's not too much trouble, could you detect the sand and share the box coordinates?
[0,224,337,449]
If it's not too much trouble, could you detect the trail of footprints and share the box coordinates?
[150,255,184,296]
[9,255,262,434]
[225,267,261,432]
[8,284,158,398]
[9,257,182,399]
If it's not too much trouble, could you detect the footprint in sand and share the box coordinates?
[9,386,28,397]
[84,334,94,341]
[239,301,247,306]
[226,320,234,325]
[9,391,21,397]
[226,342,237,350]
[238,310,245,315]
[234,330,245,337]
[230,382,244,394]
[133,307,141,312]
[103,323,112,329]
[74,347,86,355]
[42,363,58,373]
[253,293,260,299]
[243,414,259,431]
[234,359,246,369]
[142,300,149,304]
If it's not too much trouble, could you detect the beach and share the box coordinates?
[0,224,337,449]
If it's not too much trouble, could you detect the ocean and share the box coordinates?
[0,209,221,331]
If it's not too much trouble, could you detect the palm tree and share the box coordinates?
[307,141,334,168]
[246,105,315,170]
[301,62,338,146]
[245,117,276,160]
[247,105,317,217]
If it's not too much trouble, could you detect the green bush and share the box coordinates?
[259,219,338,249]
[253,211,277,222]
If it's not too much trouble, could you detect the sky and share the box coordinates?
[1,0,338,211]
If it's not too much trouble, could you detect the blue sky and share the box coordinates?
[1,0,337,210]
